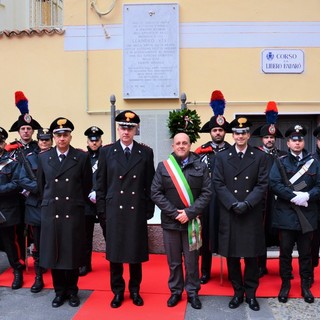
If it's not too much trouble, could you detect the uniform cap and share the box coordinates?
[37,128,53,140]
[49,117,74,134]
[229,117,252,133]
[115,110,140,127]
[313,126,320,139]
[0,127,8,142]
[84,126,104,141]
[285,124,307,141]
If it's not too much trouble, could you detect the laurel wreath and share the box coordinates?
[167,109,201,143]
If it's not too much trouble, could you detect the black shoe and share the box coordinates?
[187,296,202,309]
[111,294,124,308]
[301,287,314,303]
[278,281,291,303]
[258,267,268,278]
[31,275,44,293]
[167,294,182,307]
[228,296,244,309]
[68,294,80,307]
[52,295,66,308]
[130,292,144,306]
[200,274,210,284]
[245,297,260,311]
[79,265,92,277]
[12,269,23,290]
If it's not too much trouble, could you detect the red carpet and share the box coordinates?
[1,253,320,319]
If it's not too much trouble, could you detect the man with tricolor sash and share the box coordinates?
[151,133,211,310]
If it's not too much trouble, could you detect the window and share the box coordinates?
[29,0,63,28]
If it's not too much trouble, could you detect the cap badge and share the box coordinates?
[23,114,32,124]
[268,124,276,135]
[294,124,302,132]
[57,118,67,128]
[125,112,135,122]
[216,115,225,126]
[91,126,98,133]
[238,117,247,128]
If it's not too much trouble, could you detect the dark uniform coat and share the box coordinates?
[0,152,21,227]
[18,148,42,226]
[256,146,286,247]
[269,151,320,231]
[213,145,269,257]
[37,146,92,269]
[195,141,231,253]
[96,140,155,264]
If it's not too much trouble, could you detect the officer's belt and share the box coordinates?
[289,159,314,185]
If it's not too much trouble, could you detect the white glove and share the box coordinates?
[20,189,30,198]
[290,192,309,207]
[88,191,96,204]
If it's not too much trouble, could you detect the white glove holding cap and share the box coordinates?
[88,191,96,204]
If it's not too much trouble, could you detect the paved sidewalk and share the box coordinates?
[1,252,320,320]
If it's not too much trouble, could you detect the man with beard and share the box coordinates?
[194,90,231,284]
[251,101,286,278]
[213,117,268,311]
[5,91,42,284]
[79,126,106,276]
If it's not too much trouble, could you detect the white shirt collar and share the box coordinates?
[57,148,69,157]
[120,142,133,151]
[235,146,247,155]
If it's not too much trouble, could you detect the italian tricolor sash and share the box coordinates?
[163,154,202,251]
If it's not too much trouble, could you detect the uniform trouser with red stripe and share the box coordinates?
[0,225,24,270]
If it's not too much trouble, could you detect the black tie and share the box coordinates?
[238,152,243,159]
[124,147,130,160]
[59,154,66,162]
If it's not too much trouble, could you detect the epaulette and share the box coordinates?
[4,141,22,152]
[194,142,213,155]
[279,154,287,159]
[254,146,264,152]
[39,148,51,154]
[139,142,152,149]
[102,143,114,148]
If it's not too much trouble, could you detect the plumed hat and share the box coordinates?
[200,90,230,133]
[252,101,283,138]
[9,91,42,132]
